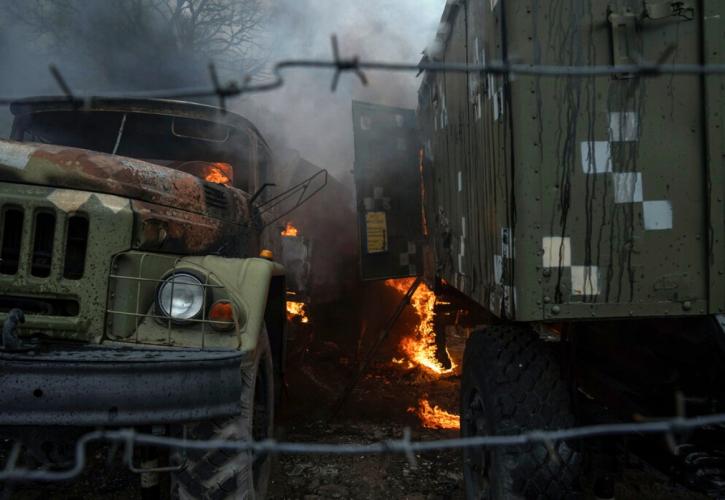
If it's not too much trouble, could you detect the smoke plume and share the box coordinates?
[237,0,442,184]
[0,0,443,176]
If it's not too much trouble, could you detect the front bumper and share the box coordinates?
[0,343,244,426]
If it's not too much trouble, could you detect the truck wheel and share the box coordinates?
[171,330,274,500]
[461,324,581,499]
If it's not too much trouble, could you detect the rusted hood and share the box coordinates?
[0,140,249,223]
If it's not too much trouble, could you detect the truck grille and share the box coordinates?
[0,207,23,275]
[30,212,56,277]
[63,216,89,279]
[0,184,133,341]
[0,206,89,280]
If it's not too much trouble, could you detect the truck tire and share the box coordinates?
[171,330,275,500]
[460,324,581,499]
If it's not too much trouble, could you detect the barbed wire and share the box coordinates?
[2,33,725,485]
[1,35,724,109]
[2,412,725,483]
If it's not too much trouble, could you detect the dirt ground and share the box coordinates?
[266,285,707,500]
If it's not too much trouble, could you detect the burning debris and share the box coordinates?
[281,221,299,237]
[409,398,460,430]
[385,278,460,430]
[286,300,309,324]
[281,221,309,324]
[385,278,455,375]
[203,162,234,186]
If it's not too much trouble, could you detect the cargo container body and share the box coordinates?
[355,1,725,497]
[417,0,724,322]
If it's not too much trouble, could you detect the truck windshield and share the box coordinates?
[12,110,252,191]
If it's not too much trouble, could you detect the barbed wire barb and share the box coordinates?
[330,34,368,92]
[398,427,418,469]
[208,62,227,113]
[48,64,75,102]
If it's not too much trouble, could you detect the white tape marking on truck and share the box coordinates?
[0,142,35,170]
[612,172,644,203]
[643,200,673,230]
[609,112,639,142]
[571,266,600,296]
[494,255,503,285]
[542,236,572,268]
[580,141,612,174]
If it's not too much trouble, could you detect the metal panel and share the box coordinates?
[703,0,725,314]
[0,344,244,426]
[352,101,422,280]
[420,0,711,321]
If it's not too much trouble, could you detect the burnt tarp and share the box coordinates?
[352,101,423,281]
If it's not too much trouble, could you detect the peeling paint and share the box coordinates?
[47,191,92,212]
[0,142,34,170]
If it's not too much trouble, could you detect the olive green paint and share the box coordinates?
[418,0,721,321]
[0,182,133,341]
[107,252,284,353]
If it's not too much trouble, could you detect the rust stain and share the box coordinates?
[132,200,247,256]
[27,144,241,221]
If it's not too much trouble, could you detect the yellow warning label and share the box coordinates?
[365,212,388,254]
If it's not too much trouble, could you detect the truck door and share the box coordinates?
[352,101,423,280]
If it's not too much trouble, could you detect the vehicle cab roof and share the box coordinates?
[10,96,270,149]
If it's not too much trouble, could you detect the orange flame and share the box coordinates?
[286,301,309,324]
[281,222,299,237]
[204,162,233,186]
[408,399,460,430]
[385,278,455,375]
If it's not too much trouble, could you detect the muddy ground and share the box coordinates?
[3,283,712,499]
[268,284,705,500]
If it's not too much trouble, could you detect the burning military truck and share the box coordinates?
[0,98,324,498]
[354,1,725,498]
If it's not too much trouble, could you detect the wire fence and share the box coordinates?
[1,412,725,482]
[0,35,723,110]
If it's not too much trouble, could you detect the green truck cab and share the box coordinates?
[0,98,286,498]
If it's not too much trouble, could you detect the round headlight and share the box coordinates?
[156,272,205,321]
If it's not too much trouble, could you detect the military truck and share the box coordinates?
[0,97,302,498]
[354,1,725,497]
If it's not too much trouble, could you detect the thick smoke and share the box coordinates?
[0,0,266,134]
[0,0,442,164]
[237,0,442,186]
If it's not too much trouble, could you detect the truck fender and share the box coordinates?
[181,256,286,356]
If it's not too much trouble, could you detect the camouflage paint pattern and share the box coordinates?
[0,141,253,226]
[0,102,283,347]
[0,182,132,341]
